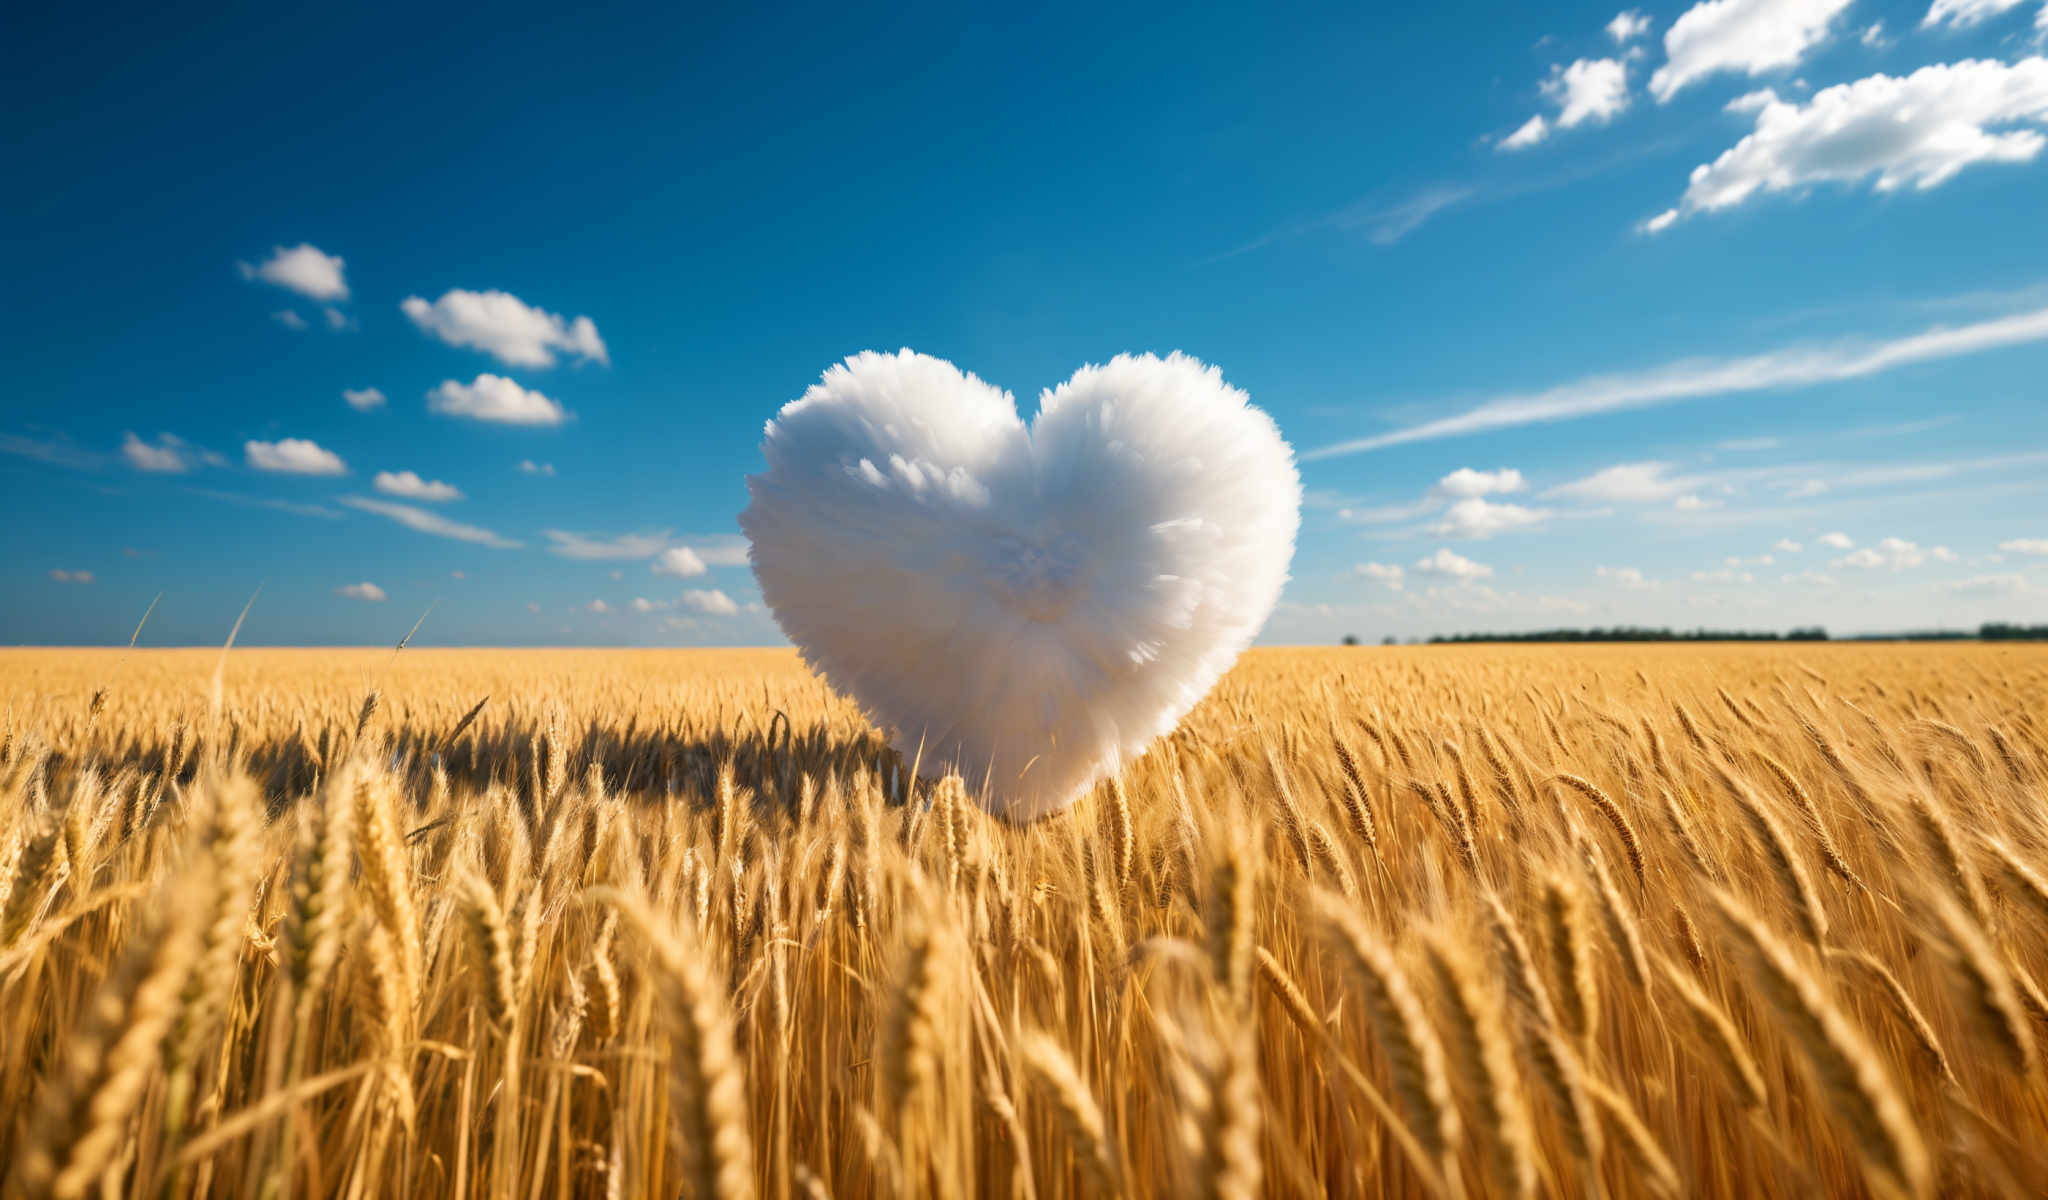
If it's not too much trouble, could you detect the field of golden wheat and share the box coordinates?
[1,643,2045,1198]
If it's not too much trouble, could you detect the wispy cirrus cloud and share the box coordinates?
[341,495,521,548]
[543,530,673,560]
[185,487,343,520]
[1305,302,2048,459]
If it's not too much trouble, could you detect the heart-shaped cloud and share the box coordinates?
[741,350,1299,820]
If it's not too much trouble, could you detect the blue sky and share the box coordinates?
[5,0,2046,646]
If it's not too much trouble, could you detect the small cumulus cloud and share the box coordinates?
[587,599,610,614]
[1435,467,1526,498]
[1998,537,2048,555]
[1595,565,1655,589]
[1428,497,1551,539]
[682,588,740,616]
[631,596,668,612]
[336,581,386,602]
[344,387,386,412]
[517,459,556,476]
[1413,548,1493,580]
[272,310,309,331]
[1500,55,1630,151]
[402,289,608,368]
[429,374,567,426]
[1832,536,1952,569]
[1543,57,1631,128]
[1607,9,1652,42]
[1817,531,1854,550]
[1774,538,1803,552]
[246,437,346,475]
[1355,562,1406,590]
[372,470,462,502]
[652,546,708,577]
[122,432,202,473]
[49,569,93,584]
[239,243,349,302]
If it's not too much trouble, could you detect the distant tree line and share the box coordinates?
[1338,622,2048,645]
[1421,626,1831,644]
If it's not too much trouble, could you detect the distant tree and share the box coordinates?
[1341,634,1360,646]
[1382,635,1398,646]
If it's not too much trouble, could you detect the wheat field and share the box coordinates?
[1,643,2045,1198]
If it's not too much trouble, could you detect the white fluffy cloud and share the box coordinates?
[1647,58,2048,231]
[1436,467,1527,497]
[1774,537,1803,553]
[1428,497,1551,539]
[1545,58,1632,128]
[372,470,463,501]
[544,530,671,560]
[344,387,386,412]
[631,596,668,612]
[239,243,349,302]
[1608,9,1652,41]
[1356,562,1406,590]
[682,588,740,616]
[246,437,346,475]
[402,289,608,368]
[1832,536,1954,569]
[49,569,93,584]
[1413,548,1493,580]
[336,581,386,602]
[1922,0,2031,28]
[1818,531,1855,549]
[517,459,556,476]
[1499,114,1551,150]
[1649,0,1854,102]
[1502,58,1629,150]
[652,546,709,577]
[273,310,309,331]
[122,431,196,473]
[428,374,568,426]
[340,496,521,548]
[587,599,610,614]
[1998,537,2048,554]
